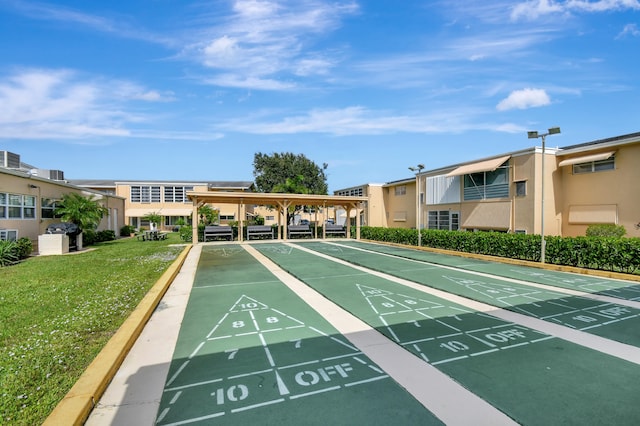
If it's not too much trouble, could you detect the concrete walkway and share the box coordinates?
[85,245,202,425]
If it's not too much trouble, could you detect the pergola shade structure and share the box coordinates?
[186,191,368,243]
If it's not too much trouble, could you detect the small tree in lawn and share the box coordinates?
[143,212,162,230]
[54,193,108,231]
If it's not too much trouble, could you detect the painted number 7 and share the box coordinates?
[225,349,239,360]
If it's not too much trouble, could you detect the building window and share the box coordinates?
[515,181,527,197]
[573,156,615,174]
[0,193,36,219]
[164,216,190,226]
[427,210,460,230]
[427,175,461,204]
[266,216,275,221]
[164,186,193,203]
[463,162,509,200]
[131,185,161,203]
[41,198,60,219]
[0,229,18,241]
[394,186,407,196]
[393,211,407,222]
[220,214,235,221]
[335,188,364,196]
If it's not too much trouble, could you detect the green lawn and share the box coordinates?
[0,234,186,425]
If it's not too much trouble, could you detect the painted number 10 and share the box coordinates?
[211,385,249,405]
[439,341,469,353]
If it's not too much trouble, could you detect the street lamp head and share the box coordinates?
[408,166,417,172]
[417,164,425,171]
[548,126,561,135]
[527,131,539,139]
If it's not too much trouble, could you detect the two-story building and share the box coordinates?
[336,131,640,238]
[69,180,254,231]
[0,151,125,246]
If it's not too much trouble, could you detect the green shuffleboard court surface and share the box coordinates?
[302,241,640,348]
[337,240,640,302]
[255,242,640,425]
[155,245,443,425]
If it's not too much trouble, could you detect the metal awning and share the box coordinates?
[125,208,192,217]
[158,208,193,216]
[558,151,615,167]
[461,201,511,230]
[446,155,511,177]
[125,209,157,217]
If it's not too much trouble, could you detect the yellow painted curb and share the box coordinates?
[43,244,193,426]
[365,240,640,283]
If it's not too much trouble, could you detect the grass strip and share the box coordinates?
[0,234,186,425]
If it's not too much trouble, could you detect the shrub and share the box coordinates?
[179,225,193,242]
[0,240,19,267]
[82,229,97,246]
[360,226,640,274]
[120,225,136,236]
[15,237,33,259]
[586,224,626,238]
[95,229,116,242]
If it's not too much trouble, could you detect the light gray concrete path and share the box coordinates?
[86,245,202,426]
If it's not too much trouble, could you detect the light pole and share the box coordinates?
[409,164,425,247]
[527,126,561,263]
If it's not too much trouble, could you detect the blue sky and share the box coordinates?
[1,1,639,192]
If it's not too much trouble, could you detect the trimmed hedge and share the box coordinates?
[360,227,640,274]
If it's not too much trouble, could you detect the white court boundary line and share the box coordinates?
[288,242,640,366]
[243,244,518,426]
[327,241,640,310]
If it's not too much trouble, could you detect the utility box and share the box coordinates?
[38,234,69,255]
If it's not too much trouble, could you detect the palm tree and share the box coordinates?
[143,212,162,230]
[54,193,108,231]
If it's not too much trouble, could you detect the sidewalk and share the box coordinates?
[85,245,202,425]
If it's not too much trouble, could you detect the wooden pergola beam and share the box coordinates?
[187,191,368,243]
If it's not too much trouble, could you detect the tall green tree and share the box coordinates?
[54,193,108,230]
[253,153,328,224]
[253,152,328,195]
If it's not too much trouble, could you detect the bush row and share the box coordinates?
[359,227,640,274]
[82,229,117,246]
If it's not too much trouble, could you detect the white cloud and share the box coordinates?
[511,0,640,20]
[204,74,296,90]
[496,88,551,110]
[6,1,174,46]
[511,0,564,21]
[0,68,179,140]
[218,106,517,136]
[617,23,640,38]
[188,1,359,89]
[566,0,640,12]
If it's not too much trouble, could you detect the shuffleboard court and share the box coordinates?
[299,241,640,348]
[336,240,640,302]
[155,245,443,425]
[254,242,640,425]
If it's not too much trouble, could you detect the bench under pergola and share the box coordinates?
[186,191,368,243]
